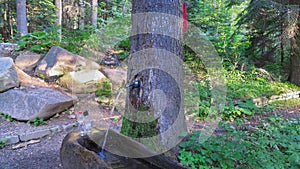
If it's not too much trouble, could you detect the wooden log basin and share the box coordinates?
[60,128,186,169]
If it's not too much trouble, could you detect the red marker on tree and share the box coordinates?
[183,2,188,33]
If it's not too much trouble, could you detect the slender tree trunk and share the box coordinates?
[280,22,284,65]
[16,0,28,36]
[121,0,186,153]
[91,0,98,27]
[55,0,62,42]
[78,0,84,30]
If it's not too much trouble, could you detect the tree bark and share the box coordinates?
[121,0,186,153]
[16,0,28,36]
[288,4,300,86]
[91,0,98,27]
[55,0,62,42]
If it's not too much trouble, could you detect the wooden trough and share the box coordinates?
[60,128,185,169]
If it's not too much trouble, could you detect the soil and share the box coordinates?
[0,103,122,169]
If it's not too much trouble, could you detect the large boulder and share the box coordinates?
[59,69,109,94]
[15,51,42,73]
[0,57,19,92]
[0,86,75,121]
[15,66,48,87]
[60,128,185,169]
[101,67,127,90]
[35,46,100,79]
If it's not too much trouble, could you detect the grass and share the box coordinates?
[270,99,300,109]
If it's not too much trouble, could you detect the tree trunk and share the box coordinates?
[78,0,84,30]
[16,0,28,36]
[288,4,300,86]
[121,0,186,154]
[91,0,98,27]
[55,0,62,42]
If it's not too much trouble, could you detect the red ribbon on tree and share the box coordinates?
[183,2,188,33]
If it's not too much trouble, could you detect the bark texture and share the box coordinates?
[91,0,98,27]
[55,0,62,41]
[289,4,300,86]
[121,0,186,152]
[16,0,28,36]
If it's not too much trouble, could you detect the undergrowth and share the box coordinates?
[179,116,300,169]
[192,67,300,121]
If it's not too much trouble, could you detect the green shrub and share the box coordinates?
[179,117,300,168]
[29,117,47,127]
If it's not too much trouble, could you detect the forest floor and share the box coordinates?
[0,105,299,169]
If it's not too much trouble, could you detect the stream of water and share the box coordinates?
[99,86,126,158]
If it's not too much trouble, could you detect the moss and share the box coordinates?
[120,117,158,138]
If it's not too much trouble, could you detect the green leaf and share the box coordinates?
[179,132,189,137]
[30,45,42,51]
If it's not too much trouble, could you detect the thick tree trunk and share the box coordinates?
[121,0,186,153]
[289,25,300,86]
[16,0,28,36]
[55,0,62,42]
[91,0,98,27]
[289,5,300,86]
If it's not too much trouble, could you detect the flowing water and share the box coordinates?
[99,86,126,158]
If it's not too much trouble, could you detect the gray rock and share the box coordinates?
[0,57,19,92]
[35,46,100,79]
[101,67,127,90]
[15,51,42,72]
[19,129,51,142]
[15,66,48,87]
[0,86,75,121]
[59,69,109,94]
[0,43,18,58]
[0,135,19,144]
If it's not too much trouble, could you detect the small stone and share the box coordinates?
[19,129,51,142]
[0,135,19,144]
[68,114,76,119]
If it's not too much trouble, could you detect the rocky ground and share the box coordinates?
[0,105,123,169]
[0,129,71,169]
[0,112,75,169]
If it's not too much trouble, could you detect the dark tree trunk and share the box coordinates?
[121,0,186,153]
[280,17,284,65]
[288,4,300,86]
[16,0,28,36]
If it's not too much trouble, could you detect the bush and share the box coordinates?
[179,117,300,168]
